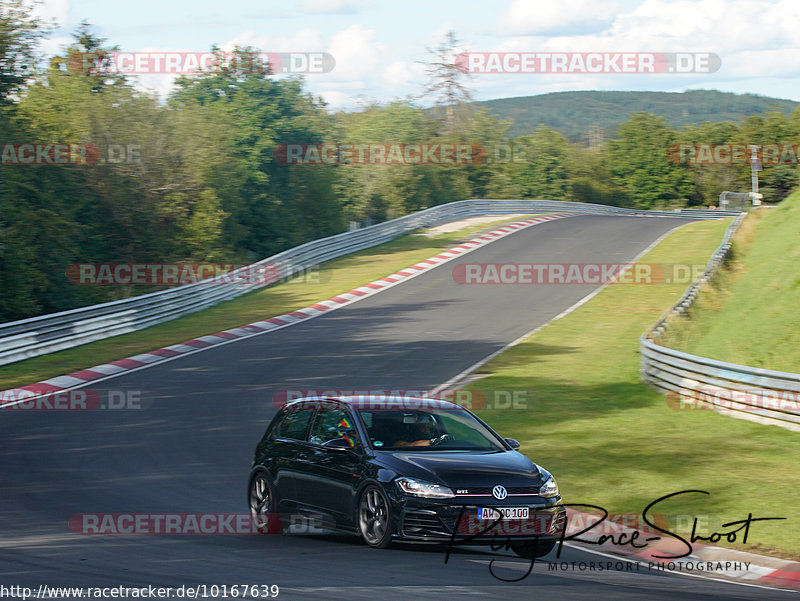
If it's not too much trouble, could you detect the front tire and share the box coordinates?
[248,471,276,534]
[358,485,393,548]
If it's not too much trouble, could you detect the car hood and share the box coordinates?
[378,450,545,488]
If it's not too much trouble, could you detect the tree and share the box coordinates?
[171,48,344,258]
[59,21,126,92]
[676,121,743,206]
[333,98,483,222]
[740,109,799,203]
[456,108,515,198]
[607,113,692,209]
[0,0,49,105]
[508,126,572,200]
[419,30,474,135]
[568,144,625,206]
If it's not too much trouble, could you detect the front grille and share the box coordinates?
[402,510,448,536]
[439,514,459,533]
[442,505,566,537]
[402,505,567,539]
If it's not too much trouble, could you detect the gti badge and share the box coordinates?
[492,485,507,500]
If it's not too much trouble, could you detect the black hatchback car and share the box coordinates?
[248,396,566,557]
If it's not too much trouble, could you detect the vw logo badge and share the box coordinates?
[492,485,507,500]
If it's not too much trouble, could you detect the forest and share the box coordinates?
[1,1,798,322]
[478,89,798,140]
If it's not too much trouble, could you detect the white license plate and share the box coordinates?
[478,507,529,520]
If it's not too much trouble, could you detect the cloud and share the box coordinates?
[498,0,620,36]
[583,0,800,53]
[382,60,424,87]
[30,0,69,26]
[223,28,326,53]
[217,24,387,107]
[326,24,385,80]
[46,0,800,109]
[38,35,73,59]
[296,0,373,15]
[495,0,800,52]
[316,89,352,107]
[480,0,800,101]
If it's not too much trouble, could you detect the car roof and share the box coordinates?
[283,395,463,411]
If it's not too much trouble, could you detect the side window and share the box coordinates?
[308,407,360,447]
[277,407,315,440]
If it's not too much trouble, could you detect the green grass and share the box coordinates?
[466,217,800,559]
[0,215,537,391]
[661,193,800,372]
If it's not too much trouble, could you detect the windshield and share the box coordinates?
[356,407,507,452]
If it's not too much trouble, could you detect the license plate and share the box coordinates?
[478,507,529,520]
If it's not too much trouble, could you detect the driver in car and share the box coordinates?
[394,416,450,447]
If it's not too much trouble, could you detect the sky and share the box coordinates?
[31,0,800,110]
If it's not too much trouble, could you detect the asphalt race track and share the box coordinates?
[1,215,792,600]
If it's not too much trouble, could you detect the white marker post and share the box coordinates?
[749,144,761,195]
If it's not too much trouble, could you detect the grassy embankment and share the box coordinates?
[661,193,800,371]
[466,214,800,558]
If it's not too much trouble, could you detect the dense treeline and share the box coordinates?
[1,9,798,322]
[478,90,798,141]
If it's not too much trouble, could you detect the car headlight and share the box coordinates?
[539,476,559,498]
[396,477,455,499]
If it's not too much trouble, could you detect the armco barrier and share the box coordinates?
[0,199,736,367]
[640,207,800,431]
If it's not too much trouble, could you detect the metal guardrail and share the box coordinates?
[640,208,800,431]
[0,199,737,367]
[719,190,762,211]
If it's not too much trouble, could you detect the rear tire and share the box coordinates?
[511,539,556,559]
[358,485,393,548]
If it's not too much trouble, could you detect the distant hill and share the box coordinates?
[475,90,798,142]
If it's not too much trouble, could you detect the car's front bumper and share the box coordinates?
[396,497,566,543]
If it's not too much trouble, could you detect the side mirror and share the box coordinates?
[323,438,354,451]
[504,438,521,449]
